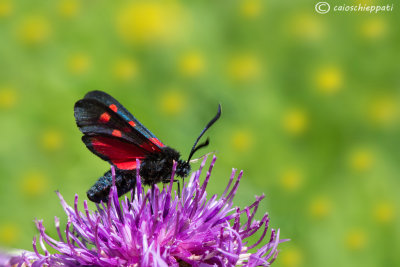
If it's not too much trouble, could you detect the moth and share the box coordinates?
[74,91,221,202]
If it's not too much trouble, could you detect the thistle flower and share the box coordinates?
[12,156,287,266]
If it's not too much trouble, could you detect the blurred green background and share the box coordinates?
[0,0,399,266]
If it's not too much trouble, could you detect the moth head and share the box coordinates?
[176,160,191,177]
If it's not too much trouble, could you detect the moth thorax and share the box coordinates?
[140,147,186,185]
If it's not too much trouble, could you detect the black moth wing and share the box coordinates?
[82,90,161,141]
[74,98,152,149]
[75,98,159,170]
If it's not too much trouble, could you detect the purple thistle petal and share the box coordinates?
[54,216,64,243]
[222,168,236,198]
[32,236,41,259]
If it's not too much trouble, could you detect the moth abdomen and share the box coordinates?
[87,169,136,203]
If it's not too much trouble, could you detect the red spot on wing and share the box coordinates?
[150,137,165,147]
[112,130,122,137]
[129,121,136,127]
[99,112,111,123]
[109,104,118,112]
[89,136,148,170]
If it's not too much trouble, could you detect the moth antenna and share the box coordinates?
[187,104,221,162]
[189,151,216,163]
[187,138,209,162]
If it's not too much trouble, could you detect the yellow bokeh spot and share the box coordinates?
[113,58,138,81]
[0,86,17,109]
[116,1,182,45]
[68,53,91,74]
[283,108,308,136]
[314,66,343,95]
[360,18,387,40]
[159,89,186,116]
[373,202,395,224]
[280,247,303,267]
[18,16,51,45]
[368,97,397,126]
[280,169,303,192]
[41,129,63,151]
[231,130,254,152]
[228,54,261,82]
[349,148,374,172]
[179,51,205,77]
[289,13,323,41]
[0,0,12,17]
[59,0,80,18]
[20,171,48,197]
[0,223,19,246]
[240,0,262,18]
[309,196,332,219]
[346,229,367,251]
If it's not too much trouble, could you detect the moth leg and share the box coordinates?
[182,177,185,197]
[173,179,181,198]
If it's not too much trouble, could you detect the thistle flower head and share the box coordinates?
[14,156,287,266]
